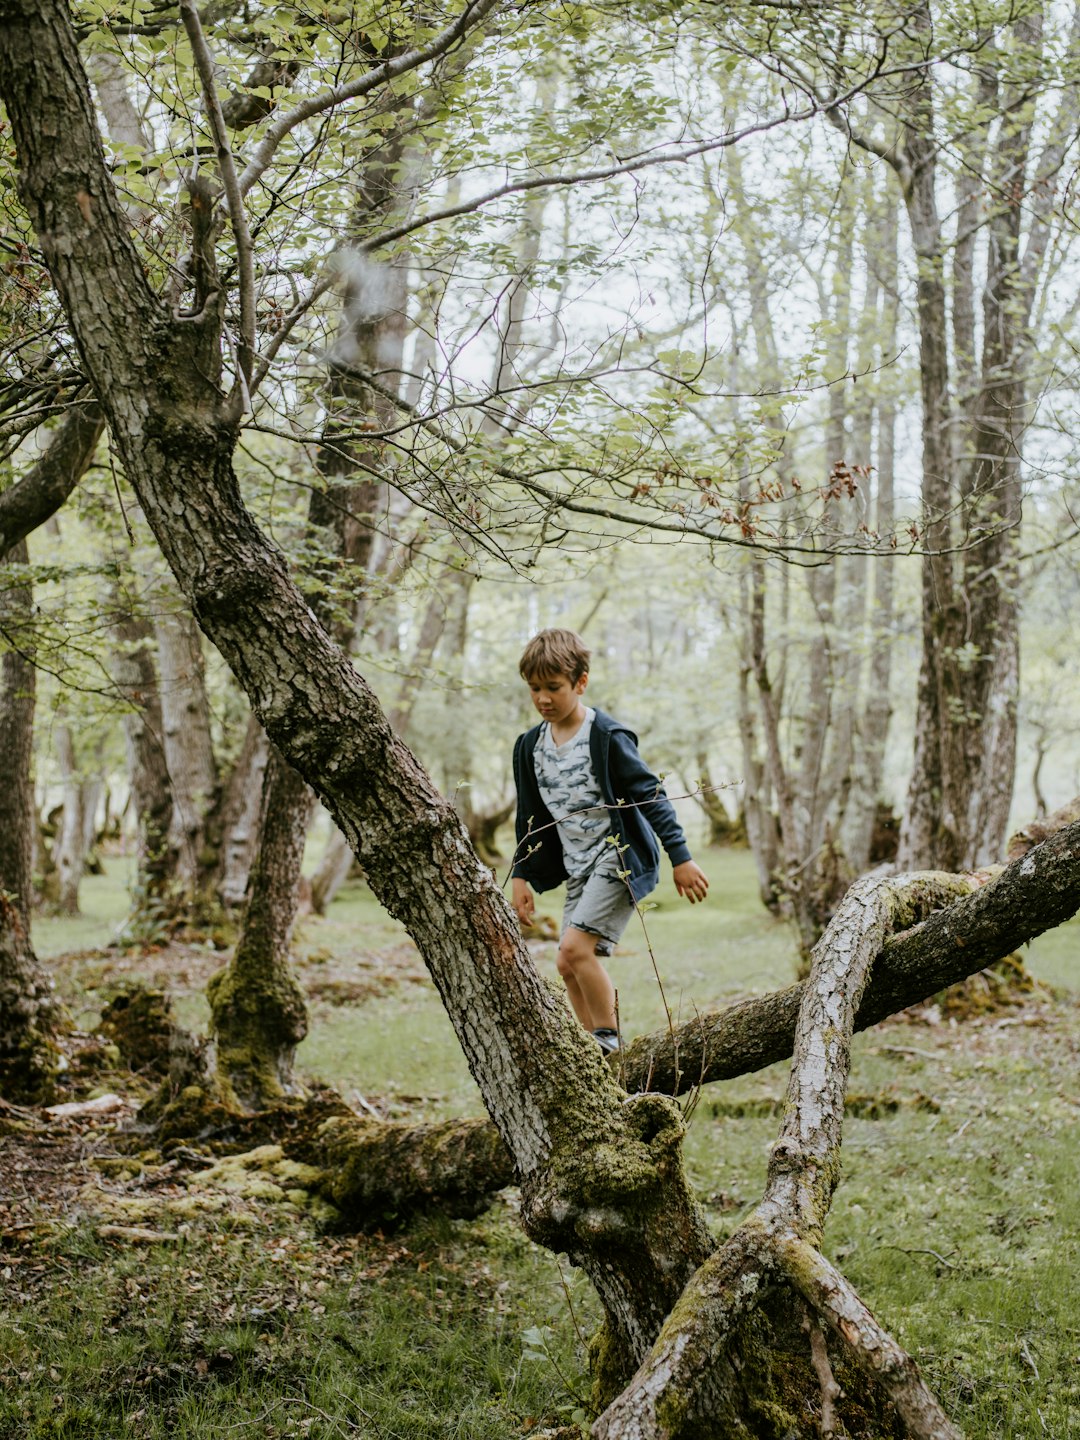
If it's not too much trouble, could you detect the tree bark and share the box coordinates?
[1007,794,1080,860]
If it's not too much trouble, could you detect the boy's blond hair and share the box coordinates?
[519,628,590,684]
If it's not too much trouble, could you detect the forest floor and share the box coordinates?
[3,850,1080,1439]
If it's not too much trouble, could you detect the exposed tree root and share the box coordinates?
[127,1080,515,1227]
[286,1110,514,1227]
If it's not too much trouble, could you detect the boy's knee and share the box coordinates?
[557,928,598,976]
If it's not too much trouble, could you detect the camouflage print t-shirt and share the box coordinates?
[533,708,618,879]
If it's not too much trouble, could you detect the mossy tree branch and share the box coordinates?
[622,820,1080,1097]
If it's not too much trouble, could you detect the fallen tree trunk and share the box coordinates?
[142,1082,516,1226]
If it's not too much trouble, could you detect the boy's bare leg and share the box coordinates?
[556,927,617,1032]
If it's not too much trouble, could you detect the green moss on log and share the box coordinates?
[287,1112,514,1229]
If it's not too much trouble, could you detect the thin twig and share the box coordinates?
[556,1258,589,1355]
[237,0,503,199]
[803,1308,841,1437]
[879,1244,958,1271]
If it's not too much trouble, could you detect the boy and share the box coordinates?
[511,628,708,1052]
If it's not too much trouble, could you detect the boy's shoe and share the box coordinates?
[592,1028,620,1054]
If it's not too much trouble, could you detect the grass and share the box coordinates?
[1,1211,594,1440]
[8,847,1080,1438]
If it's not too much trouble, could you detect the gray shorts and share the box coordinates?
[561,868,637,957]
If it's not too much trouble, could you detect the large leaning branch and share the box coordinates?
[622,821,1080,1097]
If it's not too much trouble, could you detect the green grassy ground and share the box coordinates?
[4,850,1078,1438]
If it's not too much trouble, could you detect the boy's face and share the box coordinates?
[527,670,588,725]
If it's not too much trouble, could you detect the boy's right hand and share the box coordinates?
[512,878,535,926]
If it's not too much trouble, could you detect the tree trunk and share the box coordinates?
[467,798,516,866]
[0,403,102,1092]
[736,647,782,910]
[53,723,86,915]
[842,195,899,875]
[893,12,959,872]
[0,540,59,1099]
[295,822,1080,1236]
[208,745,313,1109]
[309,825,356,915]
[690,753,747,848]
[0,404,103,555]
[895,13,1043,871]
[153,582,219,903]
[212,711,270,911]
[112,607,176,919]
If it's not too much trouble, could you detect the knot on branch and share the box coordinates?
[191,555,281,637]
[767,1136,807,1177]
[622,1090,686,1157]
[520,1092,709,1274]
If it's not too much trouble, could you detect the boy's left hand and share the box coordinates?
[673,860,709,903]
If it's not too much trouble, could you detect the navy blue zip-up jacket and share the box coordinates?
[511,708,693,902]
